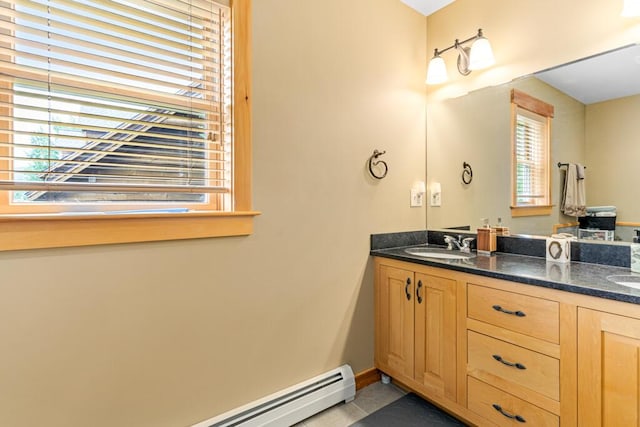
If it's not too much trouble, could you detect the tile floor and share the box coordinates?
[294,380,407,426]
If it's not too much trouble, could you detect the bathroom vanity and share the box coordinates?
[372,240,640,427]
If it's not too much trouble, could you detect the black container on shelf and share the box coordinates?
[578,215,616,230]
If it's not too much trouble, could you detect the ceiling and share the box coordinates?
[400,0,455,16]
[534,44,640,104]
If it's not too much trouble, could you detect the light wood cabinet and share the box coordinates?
[465,283,563,426]
[577,308,640,427]
[467,330,560,401]
[467,284,560,343]
[375,264,414,381]
[467,376,559,427]
[373,254,640,426]
[374,259,458,402]
[414,272,457,400]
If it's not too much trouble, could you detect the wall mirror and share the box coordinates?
[426,43,640,242]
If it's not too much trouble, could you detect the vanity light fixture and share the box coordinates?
[426,28,495,85]
[622,0,640,16]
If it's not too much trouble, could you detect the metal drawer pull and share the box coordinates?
[492,354,527,370]
[416,280,423,304]
[492,304,526,317]
[492,404,526,423]
[405,278,412,301]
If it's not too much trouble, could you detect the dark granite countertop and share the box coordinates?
[371,245,640,305]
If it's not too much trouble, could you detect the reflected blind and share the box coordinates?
[514,107,548,205]
[0,0,232,205]
[511,89,553,208]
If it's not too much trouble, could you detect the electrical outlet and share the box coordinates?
[410,189,423,207]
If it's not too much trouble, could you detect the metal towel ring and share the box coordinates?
[462,161,473,184]
[368,149,388,179]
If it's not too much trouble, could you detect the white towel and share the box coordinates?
[561,163,586,216]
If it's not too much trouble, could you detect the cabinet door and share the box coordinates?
[578,308,640,427]
[375,265,414,381]
[414,273,457,400]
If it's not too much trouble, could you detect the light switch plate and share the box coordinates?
[410,189,423,207]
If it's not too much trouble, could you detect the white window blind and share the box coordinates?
[0,0,232,208]
[514,107,548,205]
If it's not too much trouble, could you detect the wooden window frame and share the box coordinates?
[510,89,553,217]
[0,0,258,251]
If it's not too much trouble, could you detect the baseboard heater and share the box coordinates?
[192,364,356,427]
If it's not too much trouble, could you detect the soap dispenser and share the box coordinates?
[476,218,496,256]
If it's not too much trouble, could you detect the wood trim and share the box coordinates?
[576,308,602,426]
[510,102,517,207]
[0,211,260,251]
[456,276,468,406]
[511,88,555,118]
[617,221,640,227]
[0,0,255,250]
[232,0,252,212]
[374,258,383,372]
[560,303,578,427]
[511,205,553,217]
[553,222,579,233]
[355,368,381,391]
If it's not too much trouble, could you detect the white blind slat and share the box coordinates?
[0,0,232,205]
[515,106,549,205]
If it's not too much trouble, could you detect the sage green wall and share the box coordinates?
[426,0,640,235]
[586,94,640,222]
[0,1,427,426]
[427,77,585,235]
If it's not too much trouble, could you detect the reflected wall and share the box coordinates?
[427,76,585,235]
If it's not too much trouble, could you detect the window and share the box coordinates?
[0,0,255,250]
[510,89,553,217]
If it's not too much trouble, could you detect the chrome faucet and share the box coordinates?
[444,235,475,253]
[444,235,462,251]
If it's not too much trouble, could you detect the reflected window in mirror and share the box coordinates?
[510,89,554,217]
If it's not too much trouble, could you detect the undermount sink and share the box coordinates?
[404,247,476,260]
[606,275,640,290]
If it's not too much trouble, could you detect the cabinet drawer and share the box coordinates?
[468,376,559,427]
[467,284,560,343]
[468,331,559,401]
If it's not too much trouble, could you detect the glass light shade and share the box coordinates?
[622,0,640,16]
[426,55,448,85]
[468,37,495,70]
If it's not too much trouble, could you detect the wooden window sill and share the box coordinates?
[0,210,261,251]
[511,205,553,217]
